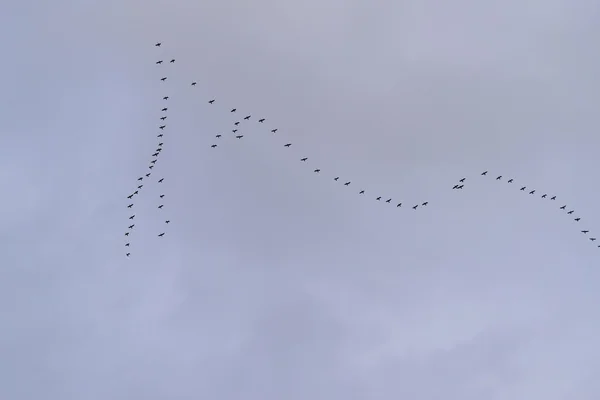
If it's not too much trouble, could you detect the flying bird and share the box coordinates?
[520,187,526,191]
[191,82,196,86]
[158,205,164,209]
[232,129,237,133]
[165,220,170,224]
[582,230,589,234]
[359,190,365,194]
[127,204,133,208]
[344,182,351,186]
[127,194,133,199]
[459,178,466,182]
[152,152,159,157]
[453,185,459,189]
[128,224,135,229]
[567,210,574,214]
[422,202,428,206]
[150,160,156,164]
[396,203,402,207]
[496,176,502,180]
[163,96,169,100]
[236,135,243,139]
[160,77,167,81]
[481,171,488,176]
[209,99,215,104]
[271,129,278,133]
[314,169,320,173]
[234,122,240,125]
[211,144,217,148]
[412,205,418,210]
[244,115,251,120]
[385,199,391,203]
[560,205,567,210]
[301,158,307,161]
[158,142,163,146]
[231,108,236,112]
[126,253,130,257]
[162,107,167,111]
[156,60,163,64]
[575,218,581,222]
[149,166,154,169]
[158,178,163,183]
[216,134,221,138]
[284,143,291,147]
[137,185,143,189]
[529,190,535,195]
[155,42,161,47]
[125,243,130,247]
[551,196,556,200]
[541,194,547,198]
[258,119,265,123]
[158,233,165,237]
[157,133,163,137]
[129,215,135,220]
[160,195,165,198]
[159,125,166,129]
[457,185,464,189]
[376,197,381,201]
[125,232,129,236]
[160,116,166,120]
[133,190,139,195]
[137,177,143,181]
[508,179,513,183]
[591,238,597,241]
[334,177,339,181]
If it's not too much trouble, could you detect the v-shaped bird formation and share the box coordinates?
[122,42,173,258]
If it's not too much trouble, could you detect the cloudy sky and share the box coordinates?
[2,0,600,398]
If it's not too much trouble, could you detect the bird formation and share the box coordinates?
[187,88,598,250]
[122,42,172,258]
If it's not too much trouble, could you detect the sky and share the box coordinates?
[2,0,600,398]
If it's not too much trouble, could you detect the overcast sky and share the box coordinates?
[2,0,600,399]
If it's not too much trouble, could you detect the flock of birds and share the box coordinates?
[121,42,598,257]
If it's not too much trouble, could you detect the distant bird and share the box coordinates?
[582,230,589,234]
[157,134,163,137]
[541,194,547,198]
[160,195,165,198]
[314,169,320,173]
[152,152,159,157]
[215,134,222,138]
[334,177,339,181]
[128,204,133,208]
[244,115,251,120]
[165,220,170,224]
[236,135,243,139]
[412,205,418,210]
[156,60,163,64]
[359,190,365,194]
[158,178,164,183]
[459,178,466,182]
[591,238,597,242]
[496,176,502,180]
[163,96,169,100]
[125,243,130,247]
[508,179,513,183]
[128,224,135,229]
[133,190,138,195]
[127,194,133,199]
[129,215,135,220]
[158,205,164,209]
[301,158,307,161]
[158,233,165,237]
[481,171,488,176]
[231,108,236,112]
[209,99,215,104]
[232,129,237,133]
[344,182,351,186]
[170,59,175,63]
[457,185,464,189]
[560,205,567,210]
[162,108,167,111]
[567,210,574,214]
[385,199,391,203]
[155,42,161,47]
[149,165,154,169]
[150,160,156,164]
[126,253,130,257]
[234,122,240,125]
[161,77,167,81]
[575,218,581,222]
[453,185,459,189]
[551,196,556,200]
[125,232,129,236]
[396,203,402,207]
[258,119,265,123]
[529,190,535,195]
[284,143,291,147]
[158,142,163,146]
[271,129,278,133]
[160,116,166,120]
[211,144,217,148]
[159,125,166,130]
[422,202,428,206]
[520,187,526,191]
[191,82,196,86]
[137,177,143,181]
[137,185,143,189]
[376,197,381,201]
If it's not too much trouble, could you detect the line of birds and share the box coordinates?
[195,90,598,248]
[122,42,173,258]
